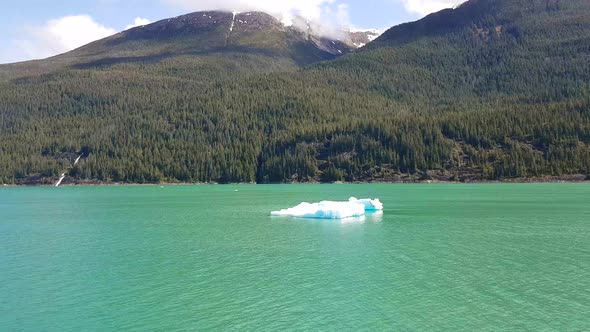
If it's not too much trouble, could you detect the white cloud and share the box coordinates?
[125,17,152,30]
[163,0,344,24]
[162,0,352,39]
[1,15,151,64]
[335,4,350,26]
[9,15,116,62]
[399,0,466,16]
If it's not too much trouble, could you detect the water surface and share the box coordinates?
[1,184,589,330]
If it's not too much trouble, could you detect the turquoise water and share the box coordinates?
[1,184,589,331]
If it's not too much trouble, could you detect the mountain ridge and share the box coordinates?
[0,10,381,79]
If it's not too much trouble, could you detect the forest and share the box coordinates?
[0,0,589,184]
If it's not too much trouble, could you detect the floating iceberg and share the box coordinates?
[271,197,383,219]
[348,197,384,211]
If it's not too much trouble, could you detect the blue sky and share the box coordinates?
[0,0,463,64]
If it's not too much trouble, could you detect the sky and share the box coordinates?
[0,0,465,64]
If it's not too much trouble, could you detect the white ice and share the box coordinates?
[348,197,383,211]
[271,197,383,219]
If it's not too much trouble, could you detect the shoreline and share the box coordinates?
[2,176,589,187]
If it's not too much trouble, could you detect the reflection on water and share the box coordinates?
[339,211,384,224]
[271,210,383,224]
[366,210,384,222]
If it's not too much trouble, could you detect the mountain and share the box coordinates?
[0,11,376,80]
[346,29,382,48]
[322,0,590,101]
[0,0,589,185]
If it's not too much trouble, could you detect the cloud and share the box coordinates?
[9,15,116,62]
[125,17,152,30]
[399,0,466,16]
[163,0,349,25]
[2,15,150,64]
[162,0,352,39]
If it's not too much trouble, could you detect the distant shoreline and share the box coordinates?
[2,175,588,187]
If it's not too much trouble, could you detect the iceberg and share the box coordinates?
[348,197,384,211]
[271,197,383,219]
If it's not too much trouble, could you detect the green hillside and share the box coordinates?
[0,0,589,184]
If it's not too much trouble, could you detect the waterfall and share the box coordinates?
[54,154,84,187]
